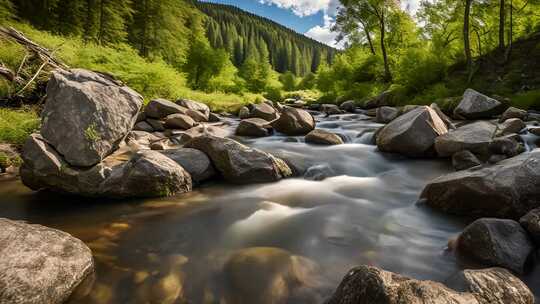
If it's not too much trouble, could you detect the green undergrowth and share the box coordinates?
[0,107,40,146]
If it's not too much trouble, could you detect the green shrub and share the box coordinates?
[511,90,540,110]
[395,47,448,93]
[0,107,40,145]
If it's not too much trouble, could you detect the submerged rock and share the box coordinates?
[435,121,496,157]
[41,69,143,167]
[305,129,344,145]
[223,247,321,304]
[0,218,95,304]
[236,118,273,137]
[421,150,540,218]
[185,135,291,184]
[454,89,505,119]
[272,107,315,135]
[376,106,448,157]
[455,218,533,274]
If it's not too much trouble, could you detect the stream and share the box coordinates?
[1,111,539,303]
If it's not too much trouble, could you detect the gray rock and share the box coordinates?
[208,113,221,122]
[164,114,197,130]
[0,218,94,304]
[238,106,250,119]
[500,107,527,122]
[488,135,524,157]
[146,118,165,132]
[340,100,356,112]
[145,98,187,119]
[185,135,291,184]
[176,99,210,120]
[236,118,272,137]
[376,106,448,157]
[134,121,154,132]
[454,89,505,119]
[496,118,526,136]
[431,103,456,129]
[159,148,215,184]
[185,109,208,122]
[304,164,335,181]
[421,150,540,218]
[41,69,143,167]
[305,129,344,145]
[435,121,496,157]
[529,127,540,136]
[488,154,508,164]
[100,150,192,198]
[456,218,533,274]
[321,104,342,115]
[519,208,540,244]
[250,103,279,121]
[452,150,482,171]
[375,106,399,123]
[447,268,534,304]
[272,107,315,136]
[326,265,478,304]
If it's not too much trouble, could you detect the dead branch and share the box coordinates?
[0,26,68,70]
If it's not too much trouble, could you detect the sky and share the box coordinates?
[201,0,420,49]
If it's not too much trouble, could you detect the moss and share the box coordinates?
[85,123,101,142]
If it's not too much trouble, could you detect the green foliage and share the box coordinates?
[279,72,297,91]
[394,47,448,93]
[511,90,540,110]
[0,0,14,21]
[297,73,316,90]
[0,108,40,145]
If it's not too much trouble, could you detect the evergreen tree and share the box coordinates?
[0,0,14,21]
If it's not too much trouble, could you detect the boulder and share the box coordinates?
[185,135,291,184]
[146,118,165,132]
[176,99,210,120]
[185,109,208,122]
[500,107,527,122]
[0,218,94,304]
[238,106,251,119]
[321,104,342,115]
[519,208,540,244]
[488,135,524,157]
[375,106,399,123]
[164,114,197,130]
[159,148,215,184]
[421,150,540,218]
[454,89,505,119]
[447,268,534,304]
[305,129,344,145]
[340,100,356,113]
[145,98,187,119]
[223,247,321,304]
[376,106,448,157]
[326,265,477,304]
[529,127,540,136]
[435,121,496,157]
[250,103,279,121]
[327,265,533,304]
[208,113,221,122]
[496,118,525,136]
[456,218,534,274]
[364,90,393,109]
[100,150,192,198]
[272,107,315,136]
[133,121,154,132]
[41,69,143,167]
[431,103,456,129]
[236,118,273,137]
[452,150,482,171]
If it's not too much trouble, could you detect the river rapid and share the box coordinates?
[1,111,539,303]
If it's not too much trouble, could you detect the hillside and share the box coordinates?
[196,1,337,76]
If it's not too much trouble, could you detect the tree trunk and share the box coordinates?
[504,0,513,62]
[363,25,376,55]
[464,0,473,82]
[380,16,391,82]
[499,0,505,50]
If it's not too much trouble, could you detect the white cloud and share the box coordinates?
[259,0,339,17]
[305,14,345,49]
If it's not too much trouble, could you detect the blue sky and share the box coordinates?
[200,0,420,49]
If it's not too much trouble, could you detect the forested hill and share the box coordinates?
[196,1,337,76]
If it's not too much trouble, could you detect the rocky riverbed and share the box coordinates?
[1,69,540,303]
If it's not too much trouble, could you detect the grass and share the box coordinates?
[0,107,40,146]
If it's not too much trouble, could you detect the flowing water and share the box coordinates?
[1,112,539,303]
